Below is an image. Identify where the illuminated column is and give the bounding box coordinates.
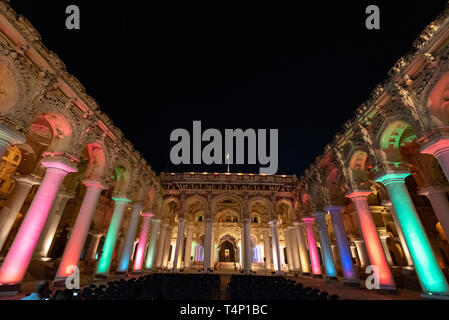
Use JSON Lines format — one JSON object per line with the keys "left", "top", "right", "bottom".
{"left": 379, "top": 234, "right": 394, "bottom": 265}
{"left": 243, "top": 218, "right": 252, "bottom": 273}
{"left": 284, "top": 228, "right": 294, "bottom": 272}
{"left": 262, "top": 228, "right": 272, "bottom": 271}
{"left": 0, "top": 174, "right": 40, "bottom": 252}
{"left": 313, "top": 212, "right": 337, "bottom": 280}
{"left": 326, "top": 206, "right": 359, "bottom": 285}
{"left": 85, "top": 233, "right": 103, "bottom": 261}
{"left": 162, "top": 227, "right": 173, "bottom": 268}
{"left": 293, "top": 222, "right": 310, "bottom": 274}
{"left": 382, "top": 201, "right": 413, "bottom": 267}
{"left": 116, "top": 203, "right": 143, "bottom": 274}
{"left": 54, "top": 179, "right": 105, "bottom": 281}
{"left": 143, "top": 217, "right": 159, "bottom": 271}
{"left": 173, "top": 217, "right": 186, "bottom": 272}
{"left": 203, "top": 218, "right": 212, "bottom": 272}
{"left": 184, "top": 225, "right": 194, "bottom": 269}
{"left": 346, "top": 189, "right": 397, "bottom": 291}
{"left": 419, "top": 186, "right": 449, "bottom": 239}
{"left": 132, "top": 213, "right": 152, "bottom": 273}
{"left": 154, "top": 223, "right": 168, "bottom": 268}
{"left": 95, "top": 197, "right": 131, "bottom": 277}
{"left": 288, "top": 227, "right": 301, "bottom": 272}
{"left": 34, "top": 191, "right": 74, "bottom": 259}
{"left": 269, "top": 220, "right": 282, "bottom": 275}
{"left": 0, "top": 158, "right": 77, "bottom": 291}
{"left": 0, "top": 125, "right": 25, "bottom": 159}
{"left": 302, "top": 217, "right": 321, "bottom": 276}
{"left": 353, "top": 239, "right": 368, "bottom": 267}
{"left": 376, "top": 172, "right": 449, "bottom": 296}
{"left": 210, "top": 226, "right": 216, "bottom": 268}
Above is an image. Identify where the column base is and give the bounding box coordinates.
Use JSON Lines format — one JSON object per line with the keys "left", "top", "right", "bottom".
{"left": 375, "top": 285, "right": 398, "bottom": 294}
{"left": 115, "top": 271, "right": 128, "bottom": 278}
{"left": 326, "top": 276, "right": 338, "bottom": 282}
{"left": 53, "top": 278, "right": 69, "bottom": 288}
{"left": 421, "top": 293, "right": 449, "bottom": 300}
{"left": 312, "top": 274, "right": 323, "bottom": 279}
{"left": 94, "top": 273, "right": 109, "bottom": 280}
{"left": 301, "top": 272, "right": 311, "bottom": 277}
{"left": 130, "top": 271, "right": 143, "bottom": 275}
{"left": 343, "top": 279, "right": 360, "bottom": 287}
{"left": 0, "top": 283, "right": 20, "bottom": 297}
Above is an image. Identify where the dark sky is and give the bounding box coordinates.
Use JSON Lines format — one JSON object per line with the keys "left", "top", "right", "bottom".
{"left": 9, "top": 1, "right": 448, "bottom": 176}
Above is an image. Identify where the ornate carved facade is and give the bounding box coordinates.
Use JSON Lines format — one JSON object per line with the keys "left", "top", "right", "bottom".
{"left": 0, "top": 0, "right": 449, "bottom": 299}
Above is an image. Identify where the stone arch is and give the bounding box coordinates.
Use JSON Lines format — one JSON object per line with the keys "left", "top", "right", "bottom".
{"left": 161, "top": 197, "right": 180, "bottom": 224}
{"left": 276, "top": 199, "right": 295, "bottom": 224}
{"left": 0, "top": 54, "right": 34, "bottom": 128}
{"left": 211, "top": 193, "right": 244, "bottom": 220}
{"left": 183, "top": 194, "right": 208, "bottom": 222}
{"left": 0, "top": 62, "right": 19, "bottom": 114}
{"left": 110, "top": 155, "right": 136, "bottom": 198}
{"left": 347, "top": 149, "right": 373, "bottom": 189}
{"left": 248, "top": 196, "right": 271, "bottom": 223}
{"left": 310, "top": 180, "right": 325, "bottom": 210}
{"left": 425, "top": 70, "right": 449, "bottom": 127}
{"left": 323, "top": 165, "right": 346, "bottom": 204}
{"left": 30, "top": 112, "right": 74, "bottom": 154}
{"left": 378, "top": 119, "right": 418, "bottom": 164}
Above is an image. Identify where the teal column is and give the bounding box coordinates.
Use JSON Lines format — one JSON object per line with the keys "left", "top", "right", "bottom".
{"left": 313, "top": 212, "right": 337, "bottom": 280}
{"left": 376, "top": 172, "right": 449, "bottom": 297}
{"left": 95, "top": 197, "right": 131, "bottom": 277}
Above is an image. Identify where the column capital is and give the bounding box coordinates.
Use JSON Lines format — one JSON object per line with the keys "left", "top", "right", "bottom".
{"left": 420, "top": 136, "right": 449, "bottom": 158}
{"left": 302, "top": 217, "right": 315, "bottom": 223}
{"left": 41, "top": 158, "right": 78, "bottom": 174}
{"left": 130, "top": 202, "right": 145, "bottom": 210}
{"left": 12, "top": 174, "right": 41, "bottom": 186}
{"left": 0, "top": 124, "right": 26, "bottom": 146}
{"left": 418, "top": 185, "right": 449, "bottom": 196}
{"left": 375, "top": 171, "right": 411, "bottom": 186}
{"left": 57, "top": 190, "right": 76, "bottom": 199}
{"left": 293, "top": 221, "right": 304, "bottom": 227}
{"left": 82, "top": 179, "right": 108, "bottom": 190}
{"left": 268, "top": 220, "right": 278, "bottom": 226}
{"left": 324, "top": 206, "right": 344, "bottom": 214}
{"left": 141, "top": 212, "right": 154, "bottom": 217}
{"left": 112, "top": 197, "right": 132, "bottom": 203}
{"left": 345, "top": 189, "right": 372, "bottom": 199}
{"left": 312, "top": 211, "right": 328, "bottom": 218}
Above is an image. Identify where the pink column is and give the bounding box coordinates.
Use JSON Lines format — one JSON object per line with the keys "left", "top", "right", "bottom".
{"left": 302, "top": 217, "right": 322, "bottom": 276}
{"left": 0, "top": 159, "right": 77, "bottom": 292}
{"left": 132, "top": 212, "right": 153, "bottom": 272}
{"left": 0, "top": 174, "right": 41, "bottom": 252}
{"left": 346, "top": 191, "right": 395, "bottom": 290}
{"left": 54, "top": 180, "right": 105, "bottom": 282}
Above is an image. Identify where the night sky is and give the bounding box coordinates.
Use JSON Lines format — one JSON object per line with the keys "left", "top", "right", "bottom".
{"left": 9, "top": 1, "right": 448, "bottom": 176}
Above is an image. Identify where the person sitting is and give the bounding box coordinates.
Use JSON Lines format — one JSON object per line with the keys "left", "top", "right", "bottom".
{"left": 21, "top": 280, "right": 50, "bottom": 300}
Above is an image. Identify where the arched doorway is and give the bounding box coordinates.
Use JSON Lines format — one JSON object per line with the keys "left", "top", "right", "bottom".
{"left": 219, "top": 240, "right": 235, "bottom": 262}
